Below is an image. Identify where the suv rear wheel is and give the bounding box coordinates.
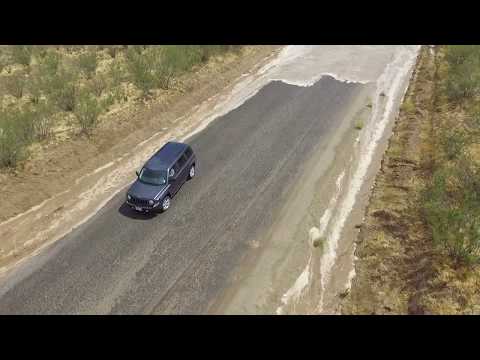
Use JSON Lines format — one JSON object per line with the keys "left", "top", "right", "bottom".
{"left": 188, "top": 164, "right": 195, "bottom": 180}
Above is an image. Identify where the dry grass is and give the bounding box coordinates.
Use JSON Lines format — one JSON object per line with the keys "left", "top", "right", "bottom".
{"left": 343, "top": 45, "right": 480, "bottom": 315}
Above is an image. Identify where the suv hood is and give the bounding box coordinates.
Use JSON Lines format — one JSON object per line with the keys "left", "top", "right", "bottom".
{"left": 128, "top": 180, "right": 168, "bottom": 200}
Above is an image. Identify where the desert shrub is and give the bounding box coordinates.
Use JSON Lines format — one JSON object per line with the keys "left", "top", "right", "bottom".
{"left": 74, "top": 90, "right": 103, "bottom": 135}
{"left": 28, "top": 51, "right": 60, "bottom": 101}
{"left": 0, "top": 54, "right": 8, "bottom": 73}
{"left": 423, "top": 162, "right": 480, "bottom": 265}
{"left": 37, "top": 51, "right": 61, "bottom": 78}
{"left": 25, "top": 74, "right": 43, "bottom": 104}
{"left": 444, "top": 46, "right": 480, "bottom": 102}
{"left": 101, "top": 92, "right": 115, "bottom": 112}
{"left": 63, "top": 45, "right": 85, "bottom": 54}
{"left": 3, "top": 71, "right": 26, "bottom": 98}
{"left": 88, "top": 75, "right": 107, "bottom": 97}
{"left": 0, "top": 106, "right": 35, "bottom": 167}
{"left": 51, "top": 79, "right": 77, "bottom": 112}
{"left": 108, "top": 59, "right": 127, "bottom": 87}
{"left": 31, "top": 45, "right": 48, "bottom": 60}
{"left": 41, "top": 65, "right": 78, "bottom": 112}
{"left": 105, "top": 45, "right": 122, "bottom": 59}
{"left": 112, "top": 85, "right": 126, "bottom": 103}
{"left": 10, "top": 45, "right": 33, "bottom": 67}
{"left": 125, "top": 45, "right": 241, "bottom": 94}
{"left": 401, "top": 98, "right": 415, "bottom": 114}
{"left": 444, "top": 45, "right": 480, "bottom": 68}
{"left": 445, "top": 60, "right": 480, "bottom": 101}
{"left": 30, "top": 51, "right": 78, "bottom": 111}
{"left": 354, "top": 119, "right": 364, "bottom": 130}
{"left": 125, "top": 47, "right": 157, "bottom": 95}
{"left": 440, "top": 128, "right": 468, "bottom": 160}
{"left": 77, "top": 50, "right": 98, "bottom": 78}
{"left": 155, "top": 46, "right": 204, "bottom": 88}
{"left": 423, "top": 99, "right": 480, "bottom": 264}
{"left": 31, "top": 101, "right": 54, "bottom": 140}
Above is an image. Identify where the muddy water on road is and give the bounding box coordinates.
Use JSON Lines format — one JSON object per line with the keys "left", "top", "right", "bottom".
{"left": 212, "top": 45, "right": 420, "bottom": 315}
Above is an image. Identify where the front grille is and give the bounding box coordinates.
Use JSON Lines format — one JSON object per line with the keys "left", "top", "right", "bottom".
{"left": 129, "top": 196, "right": 151, "bottom": 207}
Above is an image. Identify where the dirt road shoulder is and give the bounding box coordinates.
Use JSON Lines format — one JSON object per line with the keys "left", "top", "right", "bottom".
{"left": 341, "top": 46, "right": 480, "bottom": 315}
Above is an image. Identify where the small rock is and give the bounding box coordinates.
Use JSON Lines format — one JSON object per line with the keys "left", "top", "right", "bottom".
{"left": 339, "top": 288, "right": 350, "bottom": 298}
{"left": 312, "top": 237, "right": 324, "bottom": 248}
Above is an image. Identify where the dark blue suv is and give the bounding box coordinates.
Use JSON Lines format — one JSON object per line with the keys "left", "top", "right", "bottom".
{"left": 126, "top": 141, "right": 196, "bottom": 213}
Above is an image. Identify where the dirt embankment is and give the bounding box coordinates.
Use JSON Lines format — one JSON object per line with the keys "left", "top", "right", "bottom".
{"left": 0, "top": 46, "right": 279, "bottom": 223}
{"left": 341, "top": 46, "right": 480, "bottom": 315}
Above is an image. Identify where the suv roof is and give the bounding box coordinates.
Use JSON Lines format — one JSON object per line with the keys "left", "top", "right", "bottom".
{"left": 144, "top": 141, "right": 188, "bottom": 171}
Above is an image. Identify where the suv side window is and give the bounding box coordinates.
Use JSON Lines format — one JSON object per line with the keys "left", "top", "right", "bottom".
{"left": 177, "top": 153, "right": 188, "bottom": 169}
{"left": 171, "top": 161, "right": 181, "bottom": 177}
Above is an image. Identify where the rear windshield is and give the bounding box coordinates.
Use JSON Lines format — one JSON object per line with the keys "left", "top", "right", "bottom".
{"left": 138, "top": 168, "right": 167, "bottom": 186}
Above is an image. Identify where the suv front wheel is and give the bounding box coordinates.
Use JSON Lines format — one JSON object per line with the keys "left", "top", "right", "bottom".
{"left": 161, "top": 195, "right": 171, "bottom": 212}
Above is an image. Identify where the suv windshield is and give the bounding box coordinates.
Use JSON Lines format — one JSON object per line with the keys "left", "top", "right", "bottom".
{"left": 138, "top": 168, "right": 167, "bottom": 186}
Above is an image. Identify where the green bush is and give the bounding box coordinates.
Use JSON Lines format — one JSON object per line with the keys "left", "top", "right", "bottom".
{"left": 445, "top": 46, "right": 480, "bottom": 67}
{"left": 32, "top": 45, "right": 48, "bottom": 60}
{"left": 88, "top": 75, "right": 107, "bottom": 97}
{"left": 77, "top": 51, "right": 98, "bottom": 78}
{"left": 125, "top": 47, "right": 157, "bottom": 95}
{"left": 52, "top": 79, "right": 77, "bottom": 112}
{"left": 444, "top": 46, "right": 480, "bottom": 102}
{"left": 440, "top": 128, "right": 467, "bottom": 160}
{"left": 0, "top": 106, "right": 35, "bottom": 168}
{"left": 105, "top": 45, "right": 122, "bottom": 59}
{"left": 3, "top": 71, "right": 26, "bottom": 98}
{"left": 155, "top": 46, "right": 203, "bottom": 88}
{"left": 354, "top": 119, "right": 364, "bottom": 130}
{"left": 37, "top": 51, "right": 61, "bottom": 78}
{"left": 10, "top": 45, "right": 33, "bottom": 67}
{"left": 423, "top": 163, "right": 480, "bottom": 265}
{"left": 101, "top": 92, "right": 115, "bottom": 112}
{"left": 0, "top": 54, "right": 8, "bottom": 73}
{"left": 125, "top": 45, "right": 242, "bottom": 94}
{"left": 74, "top": 90, "right": 103, "bottom": 135}
{"left": 401, "top": 98, "right": 416, "bottom": 114}
{"left": 41, "top": 66, "right": 78, "bottom": 112}
{"left": 422, "top": 45, "right": 480, "bottom": 264}
{"left": 108, "top": 59, "right": 127, "bottom": 87}
{"left": 31, "top": 101, "right": 54, "bottom": 140}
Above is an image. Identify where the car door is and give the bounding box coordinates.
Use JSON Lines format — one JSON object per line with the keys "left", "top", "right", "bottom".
{"left": 176, "top": 152, "right": 189, "bottom": 185}
{"left": 169, "top": 161, "right": 182, "bottom": 195}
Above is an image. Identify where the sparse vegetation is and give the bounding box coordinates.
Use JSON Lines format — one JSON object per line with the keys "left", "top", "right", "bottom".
{"left": 77, "top": 50, "right": 98, "bottom": 79}
{"left": 443, "top": 45, "right": 480, "bottom": 102}
{"left": 422, "top": 45, "right": 480, "bottom": 265}
{"left": 354, "top": 119, "right": 364, "bottom": 130}
{"left": 401, "top": 98, "right": 415, "bottom": 114}
{"left": 0, "top": 45, "right": 243, "bottom": 169}
{"left": 3, "top": 71, "right": 26, "bottom": 99}
{"left": 0, "top": 106, "right": 34, "bottom": 167}
{"left": 10, "top": 45, "right": 32, "bottom": 67}
{"left": 74, "top": 90, "right": 103, "bottom": 135}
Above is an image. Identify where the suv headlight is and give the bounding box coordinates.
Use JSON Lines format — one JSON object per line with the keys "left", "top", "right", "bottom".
{"left": 148, "top": 200, "right": 154, "bottom": 205}
{"left": 127, "top": 194, "right": 132, "bottom": 200}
